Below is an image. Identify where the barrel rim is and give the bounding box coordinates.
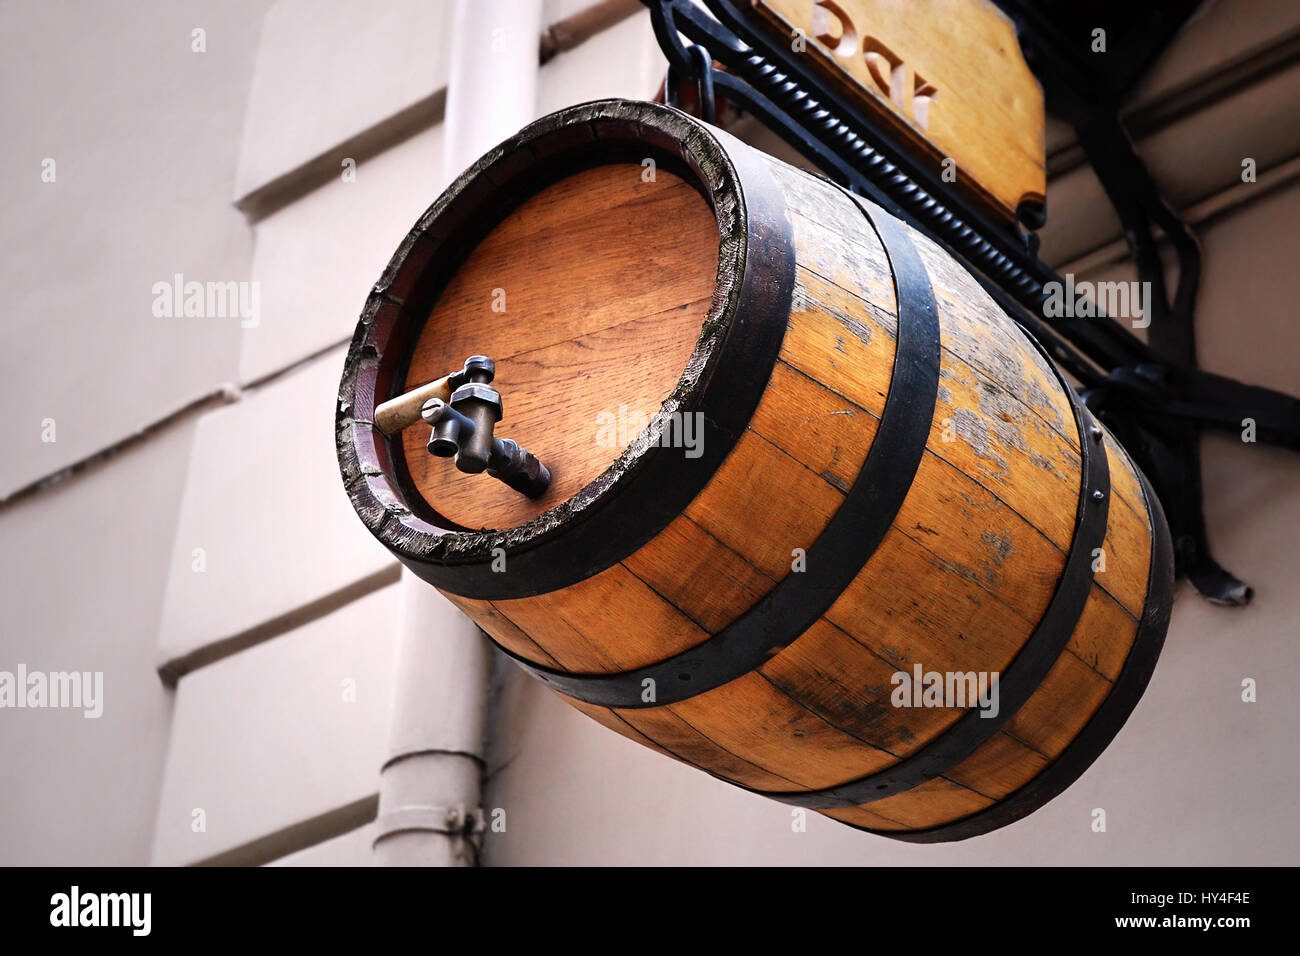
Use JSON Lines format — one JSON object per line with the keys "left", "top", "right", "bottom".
{"left": 336, "top": 98, "right": 795, "bottom": 599}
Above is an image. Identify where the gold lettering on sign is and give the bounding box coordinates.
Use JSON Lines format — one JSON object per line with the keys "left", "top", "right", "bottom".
{"left": 748, "top": 0, "right": 1047, "bottom": 225}
{"left": 913, "top": 73, "right": 938, "bottom": 130}
{"left": 811, "top": 0, "right": 854, "bottom": 53}
{"left": 804, "top": 0, "right": 937, "bottom": 129}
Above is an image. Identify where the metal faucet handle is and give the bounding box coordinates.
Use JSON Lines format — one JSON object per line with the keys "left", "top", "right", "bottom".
{"left": 373, "top": 355, "right": 497, "bottom": 436}
{"left": 417, "top": 359, "right": 551, "bottom": 500}
{"left": 448, "top": 355, "right": 495, "bottom": 389}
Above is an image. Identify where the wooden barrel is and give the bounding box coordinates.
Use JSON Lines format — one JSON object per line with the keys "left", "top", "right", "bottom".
{"left": 337, "top": 99, "right": 1174, "bottom": 841}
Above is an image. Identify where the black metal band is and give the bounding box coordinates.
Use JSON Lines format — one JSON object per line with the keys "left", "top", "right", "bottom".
{"left": 755, "top": 314, "right": 1112, "bottom": 811}
{"left": 496, "top": 193, "right": 941, "bottom": 708}
{"left": 875, "top": 463, "right": 1173, "bottom": 842}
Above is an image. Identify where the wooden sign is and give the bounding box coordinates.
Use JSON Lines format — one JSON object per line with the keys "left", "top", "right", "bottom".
{"left": 746, "top": 0, "right": 1046, "bottom": 224}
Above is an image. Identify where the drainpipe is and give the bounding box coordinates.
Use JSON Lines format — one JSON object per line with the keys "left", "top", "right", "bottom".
{"left": 372, "top": 0, "right": 543, "bottom": 867}
{"left": 539, "top": 0, "right": 642, "bottom": 64}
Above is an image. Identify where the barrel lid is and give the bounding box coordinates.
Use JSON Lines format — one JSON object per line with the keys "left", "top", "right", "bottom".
{"left": 337, "top": 99, "right": 794, "bottom": 598}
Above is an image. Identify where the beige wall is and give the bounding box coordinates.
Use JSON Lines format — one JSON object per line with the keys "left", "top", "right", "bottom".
{"left": 0, "top": 0, "right": 270, "bottom": 866}
{"left": 0, "top": 0, "right": 270, "bottom": 499}
{"left": 1, "top": 0, "right": 1296, "bottom": 865}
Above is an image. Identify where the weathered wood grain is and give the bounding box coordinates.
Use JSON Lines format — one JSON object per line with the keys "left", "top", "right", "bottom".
{"left": 402, "top": 164, "right": 718, "bottom": 530}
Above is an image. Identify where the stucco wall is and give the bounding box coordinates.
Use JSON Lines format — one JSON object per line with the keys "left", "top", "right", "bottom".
{"left": 0, "top": 0, "right": 270, "bottom": 866}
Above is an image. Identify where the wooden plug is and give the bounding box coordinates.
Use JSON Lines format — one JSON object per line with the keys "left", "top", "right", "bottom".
{"left": 373, "top": 355, "right": 495, "bottom": 436}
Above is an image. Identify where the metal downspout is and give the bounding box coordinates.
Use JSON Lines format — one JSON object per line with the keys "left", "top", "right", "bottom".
{"left": 372, "top": 0, "right": 543, "bottom": 867}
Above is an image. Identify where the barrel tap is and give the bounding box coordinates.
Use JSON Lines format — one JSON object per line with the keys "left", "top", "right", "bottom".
{"left": 372, "top": 355, "right": 552, "bottom": 500}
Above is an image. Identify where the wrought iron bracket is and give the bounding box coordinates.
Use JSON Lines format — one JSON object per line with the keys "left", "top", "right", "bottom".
{"left": 1002, "top": 3, "right": 1294, "bottom": 605}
